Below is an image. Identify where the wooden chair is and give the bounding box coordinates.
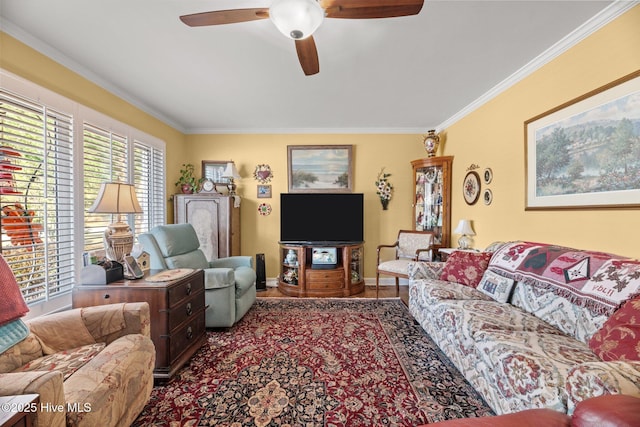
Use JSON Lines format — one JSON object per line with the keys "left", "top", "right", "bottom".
{"left": 376, "top": 230, "right": 435, "bottom": 298}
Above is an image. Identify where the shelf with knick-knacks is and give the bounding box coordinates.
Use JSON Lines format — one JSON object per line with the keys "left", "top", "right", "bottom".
{"left": 411, "top": 156, "right": 453, "bottom": 253}
{"left": 278, "top": 242, "right": 364, "bottom": 297}
{"left": 281, "top": 247, "right": 301, "bottom": 285}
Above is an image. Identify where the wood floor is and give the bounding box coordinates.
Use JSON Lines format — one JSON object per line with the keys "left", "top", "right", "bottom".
{"left": 257, "top": 284, "right": 409, "bottom": 306}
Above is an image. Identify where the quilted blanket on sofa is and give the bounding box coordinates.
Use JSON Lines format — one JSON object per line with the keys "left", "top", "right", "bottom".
{"left": 489, "top": 241, "right": 640, "bottom": 316}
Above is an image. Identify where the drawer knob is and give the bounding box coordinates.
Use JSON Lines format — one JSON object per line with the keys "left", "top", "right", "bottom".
{"left": 186, "top": 326, "right": 193, "bottom": 340}
{"left": 186, "top": 302, "right": 192, "bottom": 316}
{"left": 186, "top": 283, "right": 192, "bottom": 295}
{"left": 103, "top": 294, "right": 110, "bottom": 299}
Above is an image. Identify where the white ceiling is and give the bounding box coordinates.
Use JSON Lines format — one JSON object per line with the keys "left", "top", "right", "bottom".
{"left": 0, "top": 0, "right": 628, "bottom": 134}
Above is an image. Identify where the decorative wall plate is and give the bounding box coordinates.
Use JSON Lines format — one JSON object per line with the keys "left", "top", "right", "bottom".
{"left": 483, "top": 188, "right": 493, "bottom": 205}
{"left": 253, "top": 164, "right": 273, "bottom": 183}
{"left": 463, "top": 171, "right": 481, "bottom": 205}
{"left": 258, "top": 202, "right": 272, "bottom": 216}
{"left": 483, "top": 168, "right": 493, "bottom": 184}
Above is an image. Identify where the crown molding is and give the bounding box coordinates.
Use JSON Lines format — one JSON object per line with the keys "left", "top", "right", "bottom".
{"left": 437, "top": 0, "right": 638, "bottom": 132}
{"left": 185, "top": 127, "right": 427, "bottom": 135}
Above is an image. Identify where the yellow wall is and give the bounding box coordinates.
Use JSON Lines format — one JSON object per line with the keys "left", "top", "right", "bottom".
{"left": 2, "top": 4, "right": 639, "bottom": 279}
{"left": 184, "top": 134, "right": 424, "bottom": 278}
{"left": 442, "top": 5, "right": 640, "bottom": 258}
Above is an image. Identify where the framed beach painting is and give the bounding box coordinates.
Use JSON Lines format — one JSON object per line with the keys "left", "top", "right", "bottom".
{"left": 287, "top": 145, "right": 353, "bottom": 193}
{"left": 525, "top": 70, "right": 640, "bottom": 210}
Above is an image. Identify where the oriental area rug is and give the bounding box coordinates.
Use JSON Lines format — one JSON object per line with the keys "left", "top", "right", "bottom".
{"left": 133, "top": 298, "right": 493, "bottom": 426}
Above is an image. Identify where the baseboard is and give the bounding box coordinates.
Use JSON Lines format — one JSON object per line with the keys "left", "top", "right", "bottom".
{"left": 265, "top": 277, "right": 408, "bottom": 287}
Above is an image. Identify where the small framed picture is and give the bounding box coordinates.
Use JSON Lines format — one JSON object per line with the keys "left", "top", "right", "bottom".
{"left": 257, "top": 184, "right": 272, "bottom": 199}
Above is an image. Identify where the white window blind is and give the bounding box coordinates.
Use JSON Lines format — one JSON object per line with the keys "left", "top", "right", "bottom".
{"left": 0, "top": 90, "right": 75, "bottom": 304}
{"left": 134, "top": 141, "right": 165, "bottom": 234}
{"left": 82, "top": 124, "right": 129, "bottom": 253}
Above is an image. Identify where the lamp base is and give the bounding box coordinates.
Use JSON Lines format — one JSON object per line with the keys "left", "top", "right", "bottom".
{"left": 458, "top": 235, "right": 473, "bottom": 250}
{"left": 227, "top": 180, "right": 237, "bottom": 196}
{"left": 105, "top": 221, "right": 134, "bottom": 262}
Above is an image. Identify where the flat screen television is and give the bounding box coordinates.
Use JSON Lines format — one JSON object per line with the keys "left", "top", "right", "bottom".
{"left": 280, "top": 193, "right": 364, "bottom": 244}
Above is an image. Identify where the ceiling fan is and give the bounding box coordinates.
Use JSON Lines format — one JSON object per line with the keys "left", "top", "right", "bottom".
{"left": 180, "top": 0, "right": 424, "bottom": 76}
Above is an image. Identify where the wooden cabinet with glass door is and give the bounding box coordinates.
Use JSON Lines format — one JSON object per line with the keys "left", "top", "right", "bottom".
{"left": 411, "top": 156, "right": 453, "bottom": 256}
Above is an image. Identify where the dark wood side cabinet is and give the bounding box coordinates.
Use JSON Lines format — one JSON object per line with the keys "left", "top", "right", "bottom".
{"left": 72, "top": 269, "right": 206, "bottom": 382}
{"left": 173, "top": 194, "right": 240, "bottom": 260}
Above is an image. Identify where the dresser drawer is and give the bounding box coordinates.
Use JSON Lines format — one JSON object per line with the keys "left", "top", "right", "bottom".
{"left": 306, "top": 268, "right": 343, "bottom": 282}
{"left": 167, "top": 273, "right": 205, "bottom": 308}
{"left": 169, "top": 310, "right": 206, "bottom": 363}
{"left": 306, "top": 269, "right": 344, "bottom": 289}
{"left": 168, "top": 289, "right": 205, "bottom": 332}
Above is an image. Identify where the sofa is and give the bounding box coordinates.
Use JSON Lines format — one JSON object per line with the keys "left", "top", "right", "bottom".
{"left": 139, "top": 223, "right": 257, "bottom": 328}
{"left": 0, "top": 302, "right": 155, "bottom": 427}
{"left": 408, "top": 241, "right": 640, "bottom": 415}
{"left": 426, "top": 394, "right": 640, "bottom": 426}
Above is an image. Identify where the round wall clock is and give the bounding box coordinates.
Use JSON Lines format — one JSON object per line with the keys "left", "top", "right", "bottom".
{"left": 253, "top": 164, "right": 273, "bottom": 184}
{"left": 463, "top": 171, "right": 481, "bottom": 205}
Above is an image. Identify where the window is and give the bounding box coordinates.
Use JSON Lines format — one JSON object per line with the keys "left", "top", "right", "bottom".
{"left": 0, "top": 90, "right": 75, "bottom": 304}
{"left": 1, "top": 70, "right": 166, "bottom": 315}
{"left": 134, "top": 141, "right": 165, "bottom": 235}
{"left": 83, "top": 124, "right": 129, "bottom": 253}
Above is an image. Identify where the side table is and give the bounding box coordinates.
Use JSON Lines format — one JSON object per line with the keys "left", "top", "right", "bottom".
{"left": 72, "top": 269, "right": 206, "bottom": 382}
{"left": 0, "top": 394, "right": 39, "bottom": 427}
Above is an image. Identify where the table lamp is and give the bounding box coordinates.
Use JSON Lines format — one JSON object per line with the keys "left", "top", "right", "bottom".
{"left": 454, "top": 219, "right": 475, "bottom": 249}
{"left": 222, "top": 162, "right": 241, "bottom": 195}
{"left": 88, "top": 182, "right": 142, "bottom": 262}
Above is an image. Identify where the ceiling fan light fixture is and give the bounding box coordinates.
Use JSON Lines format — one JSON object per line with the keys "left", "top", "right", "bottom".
{"left": 269, "top": 0, "right": 325, "bottom": 40}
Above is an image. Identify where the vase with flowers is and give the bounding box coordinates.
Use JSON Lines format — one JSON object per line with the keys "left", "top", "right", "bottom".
{"left": 375, "top": 168, "right": 393, "bottom": 210}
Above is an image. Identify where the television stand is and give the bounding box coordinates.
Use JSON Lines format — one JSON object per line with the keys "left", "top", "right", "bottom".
{"left": 278, "top": 242, "right": 364, "bottom": 297}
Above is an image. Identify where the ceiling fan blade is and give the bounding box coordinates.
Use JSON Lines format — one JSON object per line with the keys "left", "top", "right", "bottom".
{"left": 295, "top": 37, "right": 320, "bottom": 76}
{"left": 180, "top": 8, "right": 269, "bottom": 27}
{"left": 321, "top": 0, "right": 423, "bottom": 19}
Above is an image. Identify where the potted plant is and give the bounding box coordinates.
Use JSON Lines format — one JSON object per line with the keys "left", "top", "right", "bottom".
{"left": 175, "top": 163, "right": 197, "bottom": 194}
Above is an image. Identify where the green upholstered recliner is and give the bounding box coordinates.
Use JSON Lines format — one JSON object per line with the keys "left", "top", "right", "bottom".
{"left": 138, "top": 223, "right": 256, "bottom": 328}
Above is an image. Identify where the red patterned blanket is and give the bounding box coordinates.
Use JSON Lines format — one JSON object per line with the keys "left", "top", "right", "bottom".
{"left": 489, "top": 241, "right": 640, "bottom": 315}
{"left": 0, "top": 254, "right": 28, "bottom": 325}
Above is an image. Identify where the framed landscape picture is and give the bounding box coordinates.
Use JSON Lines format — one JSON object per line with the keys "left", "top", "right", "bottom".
{"left": 287, "top": 145, "right": 353, "bottom": 193}
{"left": 525, "top": 70, "right": 640, "bottom": 210}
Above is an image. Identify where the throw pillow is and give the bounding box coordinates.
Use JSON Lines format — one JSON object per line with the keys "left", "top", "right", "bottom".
{"left": 439, "top": 251, "right": 492, "bottom": 288}
{"left": 477, "top": 269, "right": 516, "bottom": 303}
{"left": 588, "top": 295, "right": 640, "bottom": 361}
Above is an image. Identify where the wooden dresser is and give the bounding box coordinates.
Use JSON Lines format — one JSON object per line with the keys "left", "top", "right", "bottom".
{"left": 72, "top": 269, "right": 206, "bottom": 382}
